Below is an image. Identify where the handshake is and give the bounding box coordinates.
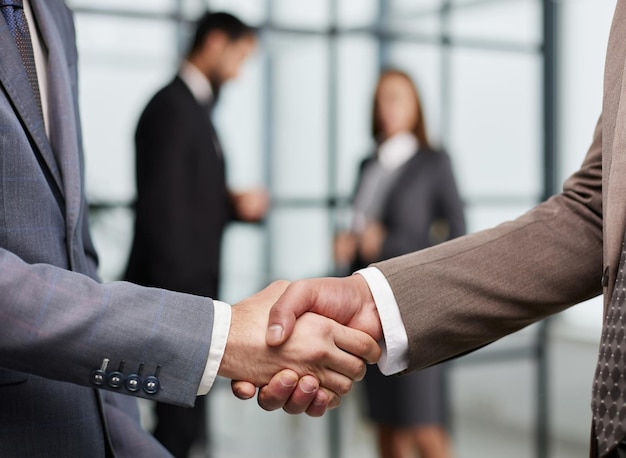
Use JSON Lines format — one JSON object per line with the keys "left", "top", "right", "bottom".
{"left": 217, "top": 274, "right": 384, "bottom": 417}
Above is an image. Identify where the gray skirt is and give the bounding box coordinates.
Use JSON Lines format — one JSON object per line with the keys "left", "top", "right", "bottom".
{"left": 362, "top": 362, "right": 448, "bottom": 427}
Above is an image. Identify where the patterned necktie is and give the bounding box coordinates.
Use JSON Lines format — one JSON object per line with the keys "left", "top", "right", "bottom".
{"left": 592, "top": 241, "right": 626, "bottom": 456}
{"left": 0, "top": 0, "right": 42, "bottom": 116}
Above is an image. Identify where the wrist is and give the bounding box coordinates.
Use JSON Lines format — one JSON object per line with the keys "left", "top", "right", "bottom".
{"left": 350, "top": 273, "right": 384, "bottom": 341}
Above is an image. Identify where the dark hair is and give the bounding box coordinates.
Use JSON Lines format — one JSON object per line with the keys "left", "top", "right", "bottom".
{"left": 188, "top": 12, "right": 256, "bottom": 55}
{"left": 371, "top": 69, "right": 431, "bottom": 150}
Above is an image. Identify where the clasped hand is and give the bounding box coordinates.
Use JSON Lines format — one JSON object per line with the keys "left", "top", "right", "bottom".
{"left": 219, "top": 276, "right": 383, "bottom": 417}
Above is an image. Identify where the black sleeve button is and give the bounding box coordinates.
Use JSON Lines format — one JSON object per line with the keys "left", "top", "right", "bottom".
{"left": 143, "top": 376, "right": 160, "bottom": 395}
{"left": 107, "top": 372, "right": 124, "bottom": 389}
{"left": 125, "top": 374, "right": 141, "bottom": 392}
{"left": 91, "top": 358, "right": 110, "bottom": 386}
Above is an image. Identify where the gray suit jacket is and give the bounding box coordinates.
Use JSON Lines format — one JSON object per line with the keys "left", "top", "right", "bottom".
{"left": 0, "top": 2, "right": 214, "bottom": 456}
{"left": 377, "top": 149, "right": 465, "bottom": 259}
{"left": 373, "top": 1, "right": 626, "bottom": 456}
{"left": 351, "top": 149, "right": 465, "bottom": 268}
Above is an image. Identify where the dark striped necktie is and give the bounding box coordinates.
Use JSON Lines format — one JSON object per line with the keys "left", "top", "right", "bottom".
{"left": 0, "top": 0, "right": 42, "bottom": 116}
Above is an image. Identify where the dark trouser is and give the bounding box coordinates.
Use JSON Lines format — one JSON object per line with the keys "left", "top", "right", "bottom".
{"left": 153, "top": 397, "right": 208, "bottom": 458}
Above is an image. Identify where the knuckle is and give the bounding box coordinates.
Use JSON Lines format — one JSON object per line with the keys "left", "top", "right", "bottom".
{"left": 283, "top": 403, "right": 305, "bottom": 415}
{"left": 336, "top": 378, "right": 353, "bottom": 396}
{"left": 257, "top": 392, "right": 281, "bottom": 412}
{"left": 306, "top": 405, "right": 325, "bottom": 418}
{"left": 328, "top": 395, "right": 342, "bottom": 409}
{"left": 270, "top": 279, "right": 290, "bottom": 290}
{"left": 308, "top": 348, "right": 329, "bottom": 363}
{"left": 353, "top": 360, "right": 367, "bottom": 381}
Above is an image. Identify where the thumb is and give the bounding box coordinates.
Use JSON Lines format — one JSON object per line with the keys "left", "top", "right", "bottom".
{"left": 266, "top": 282, "right": 315, "bottom": 346}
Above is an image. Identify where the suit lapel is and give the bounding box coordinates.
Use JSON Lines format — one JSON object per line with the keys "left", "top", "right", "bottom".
{"left": 31, "top": 0, "right": 82, "bottom": 235}
{"left": 0, "top": 13, "right": 64, "bottom": 195}
{"left": 603, "top": 1, "right": 626, "bottom": 293}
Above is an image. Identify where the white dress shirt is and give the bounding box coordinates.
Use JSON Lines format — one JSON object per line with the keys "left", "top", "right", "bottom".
{"left": 356, "top": 268, "right": 409, "bottom": 374}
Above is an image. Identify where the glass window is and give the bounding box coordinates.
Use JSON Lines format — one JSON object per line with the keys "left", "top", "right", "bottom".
{"left": 335, "top": 36, "right": 379, "bottom": 198}
{"left": 449, "top": 0, "right": 541, "bottom": 46}
{"left": 269, "top": 34, "right": 330, "bottom": 200}
{"left": 89, "top": 207, "right": 134, "bottom": 282}
{"left": 465, "top": 202, "right": 536, "bottom": 234}
{"left": 449, "top": 49, "right": 541, "bottom": 200}
{"left": 270, "top": 207, "right": 333, "bottom": 280}
{"left": 337, "top": 0, "right": 379, "bottom": 28}
{"left": 214, "top": 51, "right": 266, "bottom": 189}
{"left": 389, "top": 0, "right": 443, "bottom": 14}
{"left": 271, "top": 0, "right": 331, "bottom": 30}
{"left": 76, "top": 15, "right": 178, "bottom": 203}
{"left": 386, "top": 14, "right": 442, "bottom": 37}
{"left": 187, "top": 0, "right": 268, "bottom": 24}
{"left": 558, "top": 0, "right": 616, "bottom": 182}
{"left": 219, "top": 224, "right": 267, "bottom": 303}
{"left": 68, "top": 0, "right": 174, "bottom": 13}
{"left": 75, "top": 14, "right": 178, "bottom": 280}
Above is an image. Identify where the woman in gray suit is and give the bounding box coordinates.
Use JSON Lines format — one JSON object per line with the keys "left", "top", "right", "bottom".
{"left": 335, "top": 69, "right": 465, "bottom": 458}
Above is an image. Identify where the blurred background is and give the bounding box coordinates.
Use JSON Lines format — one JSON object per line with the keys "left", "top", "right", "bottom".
{"left": 66, "top": 0, "right": 615, "bottom": 457}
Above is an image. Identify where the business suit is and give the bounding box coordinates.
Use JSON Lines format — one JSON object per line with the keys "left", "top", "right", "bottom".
{"left": 356, "top": 148, "right": 465, "bottom": 263}
{"left": 372, "top": 2, "right": 625, "bottom": 456}
{"left": 354, "top": 148, "right": 465, "bottom": 426}
{"left": 125, "top": 76, "right": 233, "bottom": 298}
{"left": 125, "top": 75, "right": 233, "bottom": 456}
{"left": 0, "top": 1, "right": 214, "bottom": 456}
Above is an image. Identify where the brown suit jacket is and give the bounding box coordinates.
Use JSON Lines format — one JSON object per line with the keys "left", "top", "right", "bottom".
{"left": 374, "top": 2, "right": 626, "bottom": 456}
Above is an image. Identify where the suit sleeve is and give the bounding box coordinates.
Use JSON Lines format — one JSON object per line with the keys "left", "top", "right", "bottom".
{"left": 373, "top": 116, "right": 604, "bottom": 372}
{"left": 0, "top": 246, "right": 214, "bottom": 407}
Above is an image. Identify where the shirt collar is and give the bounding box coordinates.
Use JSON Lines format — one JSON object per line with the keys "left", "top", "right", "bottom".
{"left": 179, "top": 61, "right": 213, "bottom": 105}
{"left": 377, "top": 132, "right": 419, "bottom": 170}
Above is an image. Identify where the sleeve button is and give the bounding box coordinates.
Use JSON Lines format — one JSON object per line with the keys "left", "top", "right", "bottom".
{"left": 125, "top": 375, "right": 141, "bottom": 392}
{"left": 108, "top": 372, "right": 124, "bottom": 388}
{"left": 143, "top": 376, "right": 160, "bottom": 395}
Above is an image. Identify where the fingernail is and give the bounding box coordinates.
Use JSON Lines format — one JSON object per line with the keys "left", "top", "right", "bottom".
{"left": 267, "top": 324, "right": 284, "bottom": 343}
{"left": 279, "top": 374, "right": 296, "bottom": 388}
{"left": 300, "top": 379, "right": 317, "bottom": 394}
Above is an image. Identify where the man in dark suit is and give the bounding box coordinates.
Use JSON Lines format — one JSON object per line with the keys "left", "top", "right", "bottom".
{"left": 0, "top": 2, "right": 381, "bottom": 456}
{"left": 124, "top": 12, "right": 268, "bottom": 458}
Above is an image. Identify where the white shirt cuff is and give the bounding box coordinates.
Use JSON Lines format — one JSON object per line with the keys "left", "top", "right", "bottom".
{"left": 197, "top": 300, "right": 231, "bottom": 395}
{"left": 356, "top": 267, "right": 409, "bottom": 375}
